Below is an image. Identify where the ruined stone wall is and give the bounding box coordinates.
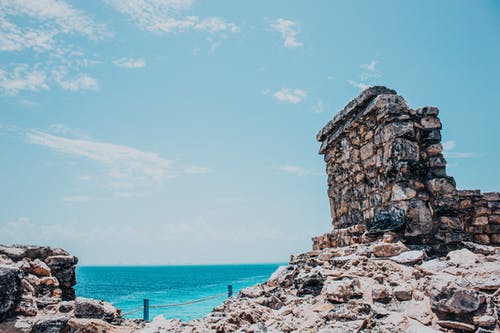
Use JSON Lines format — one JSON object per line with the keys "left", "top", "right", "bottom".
{"left": 458, "top": 191, "right": 500, "bottom": 245}
{"left": 312, "top": 87, "right": 499, "bottom": 250}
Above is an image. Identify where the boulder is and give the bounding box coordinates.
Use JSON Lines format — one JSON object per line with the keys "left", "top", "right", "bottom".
{"left": 32, "top": 315, "right": 70, "bottom": 333}
{"left": 390, "top": 250, "right": 425, "bottom": 265}
{"left": 323, "top": 278, "right": 362, "bottom": 303}
{"left": 393, "top": 285, "right": 412, "bottom": 301}
{"left": 373, "top": 242, "right": 408, "bottom": 257}
{"left": 74, "top": 297, "right": 105, "bottom": 319}
{"left": 430, "top": 284, "right": 484, "bottom": 315}
{"left": 0, "top": 266, "right": 22, "bottom": 321}
{"left": 372, "top": 284, "right": 392, "bottom": 303}
{"left": 30, "top": 259, "right": 52, "bottom": 277}
{"left": 74, "top": 297, "right": 121, "bottom": 323}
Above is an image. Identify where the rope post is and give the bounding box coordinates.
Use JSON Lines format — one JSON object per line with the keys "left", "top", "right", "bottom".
{"left": 227, "top": 284, "right": 233, "bottom": 298}
{"left": 143, "top": 299, "right": 150, "bottom": 321}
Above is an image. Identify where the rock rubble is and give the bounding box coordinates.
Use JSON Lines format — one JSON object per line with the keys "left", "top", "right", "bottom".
{"left": 140, "top": 241, "right": 499, "bottom": 332}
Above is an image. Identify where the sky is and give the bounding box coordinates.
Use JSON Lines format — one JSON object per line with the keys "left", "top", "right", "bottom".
{"left": 0, "top": 0, "right": 499, "bottom": 265}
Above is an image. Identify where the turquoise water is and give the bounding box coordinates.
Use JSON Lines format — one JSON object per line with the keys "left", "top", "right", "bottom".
{"left": 75, "top": 264, "right": 282, "bottom": 321}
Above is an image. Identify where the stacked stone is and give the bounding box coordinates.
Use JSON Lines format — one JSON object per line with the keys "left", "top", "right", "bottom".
{"left": 0, "top": 245, "right": 77, "bottom": 318}
{"left": 459, "top": 191, "right": 500, "bottom": 245}
{"left": 313, "top": 86, "right": 499, "bottom": 250}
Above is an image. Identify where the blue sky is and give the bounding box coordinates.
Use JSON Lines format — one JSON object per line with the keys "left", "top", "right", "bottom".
{"left": 0, "top": 0, "right": 498, "bottom": 265}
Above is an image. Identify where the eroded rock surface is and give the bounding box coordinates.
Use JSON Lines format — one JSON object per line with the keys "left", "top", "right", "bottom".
{"left": 140, "top": 242, "right": 500, "bottom": 332}
{"left": 0, "top": 245, "right": 142, "bottom": 333}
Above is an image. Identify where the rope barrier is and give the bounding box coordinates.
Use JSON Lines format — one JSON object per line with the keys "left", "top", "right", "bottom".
{"left": 121, "top": 285, "right": 232, "bottom": 320}
{"left": 150, "top": 292, "right": 226, "bottom": 309}
{"left": 122, "top": 307, "right": 143, "bottom": 316}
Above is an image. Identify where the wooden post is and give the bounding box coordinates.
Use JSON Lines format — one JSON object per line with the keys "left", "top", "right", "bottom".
{"left": 143, "top": 299, "right": 150, "bottom": 321}
{"left": 228, "top": 284, "right": 233, "bottom": 297}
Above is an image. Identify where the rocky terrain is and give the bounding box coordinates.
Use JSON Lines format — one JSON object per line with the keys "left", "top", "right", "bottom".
{"left": 1, "top": 86, "right": 499, "bottom": 332}
{"left": 0, "top": 245, "right": 142, "bottom": 333}
{"left": 139, "top": 239, "right": 500, "bottom": 332}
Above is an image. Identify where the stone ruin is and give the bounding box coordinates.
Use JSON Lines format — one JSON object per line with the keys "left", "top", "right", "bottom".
{"left": 313, "top": 86, "right": 500, "bottom": 251}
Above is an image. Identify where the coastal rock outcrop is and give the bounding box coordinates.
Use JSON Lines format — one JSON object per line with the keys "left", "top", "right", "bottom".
{"left": 140, "top": 242, "right": 500, "bottom": 332}
{"left": 0, "top": 245, "right": 141, "bottom": 333}
{"left": 140, "top": 87, "right": 500, "bottom": 332}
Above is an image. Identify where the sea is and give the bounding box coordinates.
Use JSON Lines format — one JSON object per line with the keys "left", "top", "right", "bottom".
{"left": 75, "top": 264, "right": 283, "bottom": 321}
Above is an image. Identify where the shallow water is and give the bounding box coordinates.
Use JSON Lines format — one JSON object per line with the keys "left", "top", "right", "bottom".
{"left": 75, "top": 264, "right": 283, "bottom": 321}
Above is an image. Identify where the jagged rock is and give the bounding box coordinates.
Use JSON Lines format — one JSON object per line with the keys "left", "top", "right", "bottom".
{"left": 32, "top": 315, "right": 70, "bottom": 333}
{"left": 473, "top": 315, "right": 497, "bottom": 329}
{"left": 0, "top": 265, "right": 22, "bottom": 321}
{"left": 390, "top": 250, "right": 425, "bottom": 265}
{"left": 74, "top": 297, "right": 105, "bottom": 319}
{"left": 373, "top": 242, "right": 408, "bottom": 257}
{"left": 30, "top": 259, "right": 52, "bottom": 277}
{"left": 44, "top": 255, "right": 78, "bottom": 301}
{"left": 74, "top": 297, "right": 121, "bottom": 323}
{"left": 58, "top": 301, "right": 74, "bottom": 313}
{"left": 437, "top": 320, "right": 476, "bottom": 331}
{"left": 430, "top": 284, "right": 484, "bottom": 315}
{"left": 393, "top": 285, "right": 412, "bottom": 301}
{"left": 295, "top": 272, "right": 325, "bottom": 297}
{"left": 15, "top": 296, "right": 38, "bottom": 316}
{"left": 372, "top": 284, "right": 392, "bottom": 303}
{"left": 323, "top": 278, "right": 362, "bottom": 303}
{"left": 447, "top": 248, "right": 478, "bottom": 266}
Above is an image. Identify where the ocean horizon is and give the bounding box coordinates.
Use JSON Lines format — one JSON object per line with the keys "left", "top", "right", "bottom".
{"left": 75, "top": 263, "right": 284, "bottom": 321}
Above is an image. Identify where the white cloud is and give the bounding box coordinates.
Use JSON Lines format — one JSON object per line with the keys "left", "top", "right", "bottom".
{"left": 275, "top": 165, "right": 321, "bottom": 176}
{"left": 184, "top": 166, "right": 212, "bottom": 174}
{"left": 0, "top": 0, "right": 108, "bottom": 40}
{"left": 271, "top": 88, "right": 307, "bottom": 104}
{"left": 348, "top": 59, "right": 381, "bottom": 90}
{"left": 113, "top": 57, "right": 146, "bottom": 69}
{"left": 26, "top": 130, "right": 175, "bottom": 183}
{"left": 0, "top": 15, "right": 55, "bottom": 52}
{"left": 61, "top": 195, "right": 91, "bottom": 203}
{"left": 0, "top": 65, "right": 49, "bottom": 94}
{"left": 0, "top": 1, "right": 108, "bottom": 96}
{"left": 54, "top": 72, "right": 99, "bottom": 91}
{"left": 271, "top": 18, "right": 303, "bottom": 48}
{"left": 106, "top": 0, "right": 239, "bottom": 34}
{"left": 347, "top": 80, "right": 370, "bottom": 91}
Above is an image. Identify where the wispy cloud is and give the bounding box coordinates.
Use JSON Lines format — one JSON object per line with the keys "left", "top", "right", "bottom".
{"left": 266, "top": 88, "right": 307, "bottom": 104}
{"left": 106, "top": 0, "right": 239, "bottom": 34}
{"left": 271, "top": 18, "right": 303, "bottom": 48}
{"left": 113, "top": 57, "right": 146, "bottom": 69}
{"left": 0, "top": 65, "right": 49, "bottom": 95}
{"left": 26, "top": 130, "right": 175, "bottom": 183}
{"left": 1, "top": 0, "right": 109, "bottom": 42}
{"left": 347, "top": 59, "right": 382, "bottom": 91}
{"left": 442, "top": 140, "right": 478, "bottom": 159}
{"left": 53, "top": 72, "right": 99, "bottom": 91}
{"left": 275, "top": 165, "right": 321, "bottom": 176}
{"left": 0, "top": 0, "right": 108, "bottom": 95}
{"left": 347, "top": 80, "right": 369, "bottom": 90}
